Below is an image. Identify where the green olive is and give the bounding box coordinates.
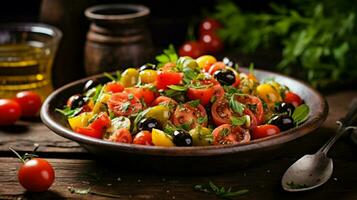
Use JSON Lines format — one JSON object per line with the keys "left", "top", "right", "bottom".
{"left": 189, "top": 126, "right": 213, "bottom": 146}
{"left": 177, "top": 56, "right": 199, "bottom": 69}
{"left": 120, "top": 68, "right": 139, "bottom": 87}
{"left": 145, "top": 105, "right": 171, "bottom": 126}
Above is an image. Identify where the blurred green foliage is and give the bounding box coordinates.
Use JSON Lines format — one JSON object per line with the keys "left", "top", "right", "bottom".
{"left": 212, "top": 0, "right": 357, "bottom": 88}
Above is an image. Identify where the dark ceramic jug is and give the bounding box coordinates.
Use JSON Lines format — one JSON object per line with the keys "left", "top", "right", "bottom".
{"left": 84, "top": 4, "right": 153, "bottom": 75}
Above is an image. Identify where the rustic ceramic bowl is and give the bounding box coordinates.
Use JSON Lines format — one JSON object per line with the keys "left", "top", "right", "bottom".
{"left": 41, "top": 68, "right": 328, "bottom": 173}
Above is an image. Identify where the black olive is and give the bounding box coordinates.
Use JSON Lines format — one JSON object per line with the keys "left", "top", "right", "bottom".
{"left": 270, "top": 114, "right": 295, "bottom": 131}
{"left": 173, "top": 130, "right": 193, "bottom": 147}
{"left": 138, "top": 118, "right": 162, "bottom": 132}
{"left": 276, "top": 102, "right": 295, "bottom": 115}
{"left": 83, "top": 79, "right": 99, "bottom": 92}
{"left": 139, "top": 64, "right": 156, "bottom": 72}
{"left": 69, "top": 94, "right": 87, "bottom": 109}
{"left": 222, "top": 57, "right": 235, "bottom": 67}
{"left": 214, "top": 69, "right": 236, "bottom": 86}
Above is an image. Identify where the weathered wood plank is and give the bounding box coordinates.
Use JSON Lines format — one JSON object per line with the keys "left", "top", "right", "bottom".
{"left": 0, "top": 154, "right": 357, "bottom": 200}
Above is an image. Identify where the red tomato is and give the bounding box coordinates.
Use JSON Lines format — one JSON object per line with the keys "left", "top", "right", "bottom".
{"left": 208, "top": 62, "right": 226, "bottom": 75}
{"left": 89, "top": 112, "right": 111, "bottom": 132}
{"left": 235, "top": 95, "right": 264, "bottom": 125}
{"left": 0, "top": 99, "right": 21, "bottom": 125}
{"left": 151, "top": 96, "right": 178, "bottom": 108}
{"left": 243, "top": 108, "right": 258, "bottom": 130}
{"left": 199, "top": 18, "right": 222, "bottom": 35}
{"left": 75, "top": 127, "right": 103, "bottom": 139}
{"left": 133, "top": 131, "right": 153, "bottom": 145}
{"left": 171, "top": 102, "right": 208, "bottom": 129}
{"left": 105, "top": 82, "right": 124, "bottom": 93}
{"left": 232, "top": 74, "right": 241, "bottom": 87}
{"left": 187, "top": 79, "right": 215, "bottom": 106}
{"left": 178, "top": 41, "right": 204, "bottom": 58}
{"left": 108, "top": 92, "right": 143, "bottom": 117}
{"left": 155, "top": 71, "right": 183, "bottom": 90}
{"left": 108, "top": 128, "right": 133, "bottom": 143}
{"left": 18, "top": 158, "right": 55, "bottom": 192}
{"left": 199, "top": 33, "right": 223, "bottom": 54}
{"left": 161, "top": 62, "right": 176, "bottom": 71}
{"left": 15, "top": 91, "right": 41, "bottom": 116}
{"left": 212, "top": 124, "right": 250, "bottom": 145}
{"left": 211, "top": 98, "right": 232, "bottom": 126}
{"left": 284, "top": 92, "right": 302, "bottom": 107}
{"left": 252, "top": 124, "right": 280, "bottom": 139}
{"left": 125, "top": 87, "right": 155, "bottom": 106}
{"left": 212, "top": 84, "right": 225, "bottom": 98}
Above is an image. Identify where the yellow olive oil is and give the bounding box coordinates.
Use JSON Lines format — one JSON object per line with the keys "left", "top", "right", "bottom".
{"left": 0, "top": 42, "right": 54, "bottom": 99}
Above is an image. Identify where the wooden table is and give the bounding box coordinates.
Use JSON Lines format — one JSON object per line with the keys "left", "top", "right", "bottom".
{"left": 0, "top": 90, "right": 356, "bottom": 200}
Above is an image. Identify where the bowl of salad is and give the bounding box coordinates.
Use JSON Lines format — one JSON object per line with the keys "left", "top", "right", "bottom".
{"left": 41, "top": 53, "right": 328, "bottom": 172}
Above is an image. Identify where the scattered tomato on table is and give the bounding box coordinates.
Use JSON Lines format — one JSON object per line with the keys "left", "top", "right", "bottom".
{"left": 9, "top": 145, "right": 55, "bottom": 192}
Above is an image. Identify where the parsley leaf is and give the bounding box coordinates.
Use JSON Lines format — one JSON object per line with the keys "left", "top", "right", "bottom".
{"left": 56, "top": 106, "right": 82, "bottom": 118}
{"left": 229, "top": 95, "right": 245, "bottom": 115}
{"left": 168, "top": 85, "right": 188, "bottom": 91}
{"left": 188, "top": 99, "right": 201, "bottom": 108}
{"left": 231, "top": 116, "right": 247, "bottom": 126}
{"left": 155, "top": 44, "right": 178, "bottom": 67}
{"left": 219, "top": 128, "right": 230, "bottom": 137}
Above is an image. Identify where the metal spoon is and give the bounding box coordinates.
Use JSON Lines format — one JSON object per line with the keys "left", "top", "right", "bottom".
{"left": 282, "top": 99, "right": 357, "bottom": 192}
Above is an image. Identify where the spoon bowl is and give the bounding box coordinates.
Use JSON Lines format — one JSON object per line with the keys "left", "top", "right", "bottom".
{"left": 282, "top": 153, "right": 333, "bottom": 192}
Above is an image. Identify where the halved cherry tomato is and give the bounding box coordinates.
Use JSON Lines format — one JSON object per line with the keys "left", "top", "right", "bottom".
{"left": 133, "top": 131, "right": 153, "bottom": 145}
{"left": 212, "top": 124, "right": 250, "bottom": 145}
{"left": 199, "top": 33, "right": 223, "bottom": 54}
{"left": 243, "top": 108, "right": 258, "bottom": 130}
{"left": 151, "top": 96, "right": 178, "bottom": 108}
{"left": 125, "top": 87, "right": 155, "bottom": 106}
{"left": 211, "top": 98, "right": 232, "bottom": 126}
{"left": 0, "top": 99, "right": 21, "bottom": 125}
{"left": 89, "top": 112, "right": 111, "bottom": 132}
{"left": 199, "top": 18, "right": 222, "bottom": 35}
{"left": 105, "top": 82, "right": 124, "bottom": 93}
{"left": 15, "top": 91, "right": 42, "bottom": 117}
{"left": 18, "top": 158, "right": 55, "bottom": 192}
{"left": 107, "top": 92, "right": 143, "bottom": 117}
{"left": 208, "top": 62, "right": 226, "bottom": 75}
{"left": 171, "top": 102, "right": 207, "bottom": 129}
{"left": 284, "top": 92, "right": 302, "bottom": 107}
{"left": 187, "top": 79, "right": 215, "bottom": 106}
{"left": 161, "top": 62, "right": 176, "bottom": 71}
{"left": 252, "top": 124, "right": 280, "bottom": 139}
{"left": 235, "top": 95, "right": 264, "bottom": 125}
{"left": 155, "top": 71, "right": 183, "bottom": 90}
{"left": 108, "top": 128, "right": 132, "bottom": 143}
{"left": 75, "top": 127, "right": 103, "bottom": 139}
{"left": 178, "top": 41, "right": 204, "bottom": 59}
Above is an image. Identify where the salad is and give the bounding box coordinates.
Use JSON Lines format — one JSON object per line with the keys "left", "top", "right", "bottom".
{"left": 57, "top": 47, "right": 309, "bottom": 147}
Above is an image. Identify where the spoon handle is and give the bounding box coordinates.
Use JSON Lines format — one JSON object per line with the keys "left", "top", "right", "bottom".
{"left": 317, "top": 122, "right": 355, "bottom": 155}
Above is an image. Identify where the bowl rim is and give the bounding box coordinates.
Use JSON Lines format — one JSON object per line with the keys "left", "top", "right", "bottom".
{"left": 41, "top": 68, "right": 328, "bottom": 157}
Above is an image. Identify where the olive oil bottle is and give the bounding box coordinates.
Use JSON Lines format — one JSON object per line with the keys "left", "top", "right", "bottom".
{"left": 0, "top": 42, "right": 54, "bottom": 99}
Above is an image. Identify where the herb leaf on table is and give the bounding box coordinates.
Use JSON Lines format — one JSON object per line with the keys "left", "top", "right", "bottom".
{"left": 194, "top": 181, "right": 249, "bottom": 199}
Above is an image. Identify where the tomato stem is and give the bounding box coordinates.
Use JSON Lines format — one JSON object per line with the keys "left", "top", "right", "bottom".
{"left": 8, "top": 147, "right": 25, "bottom": 163}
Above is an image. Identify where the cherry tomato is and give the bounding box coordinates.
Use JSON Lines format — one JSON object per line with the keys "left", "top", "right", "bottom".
{"left": 0, "top": 99, "right": 21, "bottom": 125}
{"left": 178, "top": 41, "right": 204, "bottom": 59}
{"left": 15, "top": 91, "right": 41, "bottom": 116}
{"left": 125, "top": 87, "right": 155, "bottom": 106}
{"left": 155, "top": 71, "right": 183, "bottom": 90}
{"left": 18, "top": 158, "right": 55, "bottom": 192}
{"left": 208, "top": 62, "right": 226, "bottom": 75}
{"left": 235, "top": 95, "right": 264, "bottom": 125}
{"left": 199, "top": 18, "right": 222, "bottom": 35}
{"left": 199, "top": 33, "right": 223, "bottom": 54}
{"left": 108, "top": 128, "right": 133, "bottom": 143}
{"left": 284, "top": 92, "right": 303, "bottom": 107}
{"left": 171, "top": 102, "right": 208, "bottom": 129}
{"left": 133, "top": 131, "right": 153, "bottom": 145}
{"left": 196, "top": 55, "right": 217, "bottom": 70}
{"left": 212, "top": 124, "right": 250, "bottom": 145}
{"left": 107, "top": 92, "right": 143, "bottom": 117}
{"left": 89, "top": 112, "right": 111, "bottom": 132}
{"left": 211, "top": 98, "right": 232, "bottom": 126}
{"left": 187, "top": 79, "right": 215, "bottom": 106}
{"left": 105, "top": 82, "right": 124, "bottom": 93}
{"left": 161, "top": 62, "right": 176, "bottom": 71}
{"left": 151, "top": 96, "right": 178, "bottom": 108}
{"left": 75, "top": 127, "right": 103, "bottom": 139}
{"left": 212, "top": 84, "right": 225, "bottom": 98}
{"left": 252, "top": 124, "right": 280, "bottom": 139}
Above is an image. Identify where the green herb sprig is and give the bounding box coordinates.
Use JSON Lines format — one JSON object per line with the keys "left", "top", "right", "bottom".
{"left": 194, "top": 181, "right": 249, "bottom": 199}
